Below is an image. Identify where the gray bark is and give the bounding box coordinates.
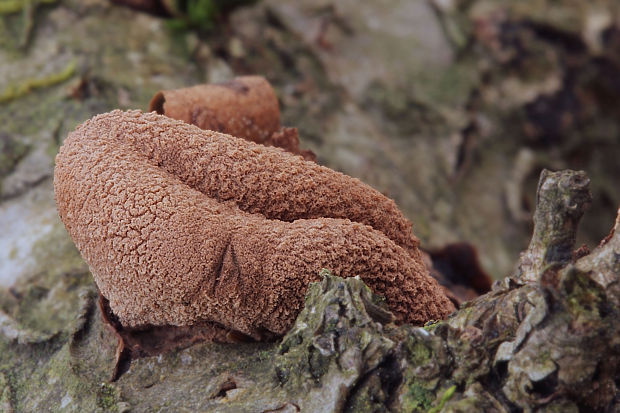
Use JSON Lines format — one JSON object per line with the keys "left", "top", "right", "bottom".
{"left": 1, "top": 169, "right": 618, "bottom": 412}
{"left": 1, "top": 0, "right": 619, "bottom": 411}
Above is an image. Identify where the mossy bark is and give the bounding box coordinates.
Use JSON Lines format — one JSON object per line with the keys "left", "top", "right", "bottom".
{"left": 1, "top": 0, "right": 619, "bottom": 411}
{"left": 1, "top": 169, "right": 618, "bottom": 412}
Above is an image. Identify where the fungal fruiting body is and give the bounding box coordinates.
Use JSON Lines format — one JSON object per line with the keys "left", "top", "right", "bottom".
{"left": 149, "top": 76, "right": 280, "bottom": 144}
{"left": 149, "top": 76, "right": 315, "bottom": 160}
{"left": 54, "top": 110, "right": 454, "bottom": 339}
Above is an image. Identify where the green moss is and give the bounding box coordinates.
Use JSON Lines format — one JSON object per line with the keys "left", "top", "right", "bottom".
{"left": 97, "top": 383, "right": 120, "bottom": 411}
{"left": 0, "top": 59, "right": 76, "bottom": 104}
{"left": 257, "top": 350, "right": 271, "bottom": 362}
{"left": 166, "top": 0, "right": 257, "bottom": 31}
{"left": 403, "top": 383, "right": 434, "bottom": 412}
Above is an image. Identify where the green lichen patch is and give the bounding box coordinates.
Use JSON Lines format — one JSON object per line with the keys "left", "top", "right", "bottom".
{"left": 398, "top": 329, "right": 447, "bottom": 413}
{"left": 560, "top": 267, "right": 608, "bottom": 326}
{"left": 96, "top": 382, "right": 122, "bottom": 412}
{"left": 27, "top": 221, "right": 88, "bottom": 284}
{"left": 0, "top": 0, "right": 56, "bottom": 15}
{"left": 117, "top": 340, "right": 278, "bottom": 412}
{"left": 7, "top": 340, "right": 117, "bottom": 412}
{"left": 403, "top": 383, "right": 434, "bottom": 412}
{"left": 0, "top": 276, "right": 121, "bottom": 413}
{"left": 116, "top": 274, "right": 400, "bottom": 412}
{"left": 2, "top": 223, "right": 92, "bottom": 337}
{"left": 428, "top": 385, "right": 457, "bottom": 413}
{"left": 0, "top": 60, "right": 76, "bottom": 104}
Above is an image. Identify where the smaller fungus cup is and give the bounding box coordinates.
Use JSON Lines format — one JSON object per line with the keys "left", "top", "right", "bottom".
{"left": 149, "top": 76, "right": 280, "bottom": 144}
{"left": 54, "top": 110, "right": 454, "bottom": 340}
{"left": 149, "top": 76, "right": 315, "bottom": 160}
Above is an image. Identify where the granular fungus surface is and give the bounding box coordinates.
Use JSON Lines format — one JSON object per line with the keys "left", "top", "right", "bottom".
{"left": 54, "top": 110, "right": 454, "bottom": 339}
{"left": 149, "top": 76, "right": 316, "bottom": 160}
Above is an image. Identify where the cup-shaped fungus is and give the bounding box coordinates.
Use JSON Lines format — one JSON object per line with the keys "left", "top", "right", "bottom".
{"left": 149, "top": 76, "right": 315, "bottom": 160}
{"left": 54, "top": 110, "right": 454, "bottom": 340}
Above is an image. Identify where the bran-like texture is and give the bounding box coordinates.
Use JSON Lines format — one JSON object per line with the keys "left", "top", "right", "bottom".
{"left": 150, "top": 76, "right": 315, "bottom": 160}
{"left": 54, "top": 110, "right": 454, "bottom": 338}
{"left": 149, "top": 76, "right": 279, "bottom": 144}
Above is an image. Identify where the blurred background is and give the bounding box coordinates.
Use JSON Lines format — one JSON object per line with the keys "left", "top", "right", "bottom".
{"left": 1, "top": 0, "right": 619, "bottom": 289}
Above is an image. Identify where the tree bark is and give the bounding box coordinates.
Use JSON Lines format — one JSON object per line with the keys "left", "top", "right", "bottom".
{"left": 1, "top": 169, "right": 618, "bottom": 412}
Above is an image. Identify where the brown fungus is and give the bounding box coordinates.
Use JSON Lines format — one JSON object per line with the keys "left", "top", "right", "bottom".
{"left": 54, "top": 110, "right": 454, "bottom": 340}
{"left": 149, "top": 76, "right": 315, "bottom": 160}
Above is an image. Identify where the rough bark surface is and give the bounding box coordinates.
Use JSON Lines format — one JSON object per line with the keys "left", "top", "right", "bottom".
{"left": 1, "top": 0, "right": 619, "bottom": 411}
{"left": 1, "top": 169, "right": 618, "bottom": 412}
